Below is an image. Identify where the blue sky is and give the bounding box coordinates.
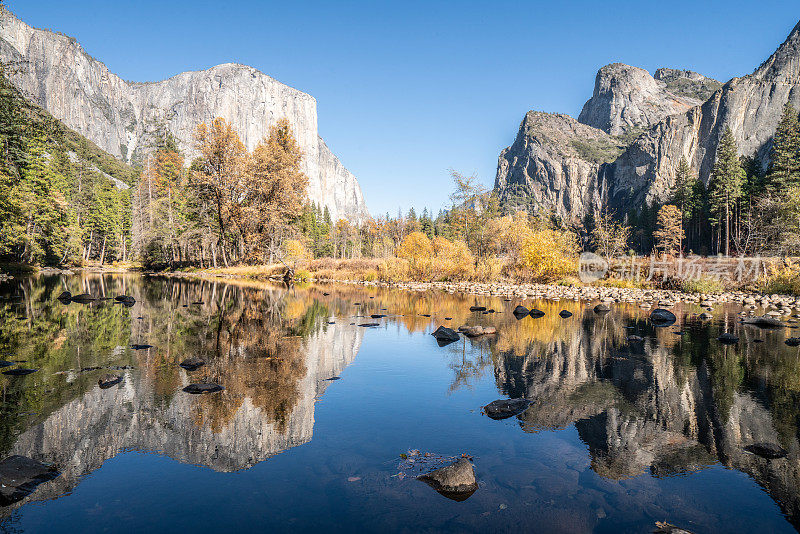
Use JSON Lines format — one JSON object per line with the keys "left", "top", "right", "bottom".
{"left": 7, "top": 0, "right": 800, "bottom": 216}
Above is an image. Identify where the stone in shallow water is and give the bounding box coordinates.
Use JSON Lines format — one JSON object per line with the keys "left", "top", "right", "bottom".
{"left": 0, "top": 360, "right": 13, "bottom": 368}
{"left": 785, "top": 338, "right": 800, "bottom": 347}
{"left": 717, "top": 333, "right": 739, "bottom": 345}
{"left": 0, "top": 455, "right": 59, "bottom": 506}
{"left": 130, "top": 344, "right": 154, "bottom": 350}
{"left": 650, "top": 308, "right": 676, "bottom": 327}
{"left": 431, "top": 326, "right": 460, "bottom": 344}
{"left": 57, "top": 291, "right": 71, "bottom": 300}
{"left": 469, "top": 306, "right": 486, "bottom": 312}
{"left": 512, "top": 305, "right": 530, "bottom": 319}
{"left": 183, "top": 383, "right": 224, "bottom": 394}
{"left": 2, "top": 368, "right": 37, "bottom": 376}
{"left": 98, "top": 374, "right": 122, "bottom": 389}
{"left": 594, "top": 303, "right": 611, "bottom": 313}
{"left": 417, "top": 458, "right": 477, "bottom": 501}
{"left": 744, "top": 443, "right": 787, "bottom": 459}
{"left": 70, "top": 293, "right": 95, "bottom": 304}
{"left": 559, "top": 310, "right": 573, "bottom": 318}
{"left": 483, "top": 398, "right": 531, "bottom": 420}
{"left": 179, "top": 358, "right": 205, "bottom": 371}
{"left": 358, "top": 323, "right": 380, "bottom": 327}
{"left": 529, "top": 309, "right": 545, "bottom": 318}
{"left": 742, "top": 316, "right": 785, "bottom": 328}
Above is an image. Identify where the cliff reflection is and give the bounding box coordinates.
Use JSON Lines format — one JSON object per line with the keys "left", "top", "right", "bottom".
{"left": 0, "top": 274, "right": 363, "bottom": 513}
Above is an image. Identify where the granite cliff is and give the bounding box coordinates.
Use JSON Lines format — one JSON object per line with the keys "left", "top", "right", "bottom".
{"left": 496, "top": 21, "right": 800, "bottom": 224}
{"left": 0, "top": 7, "right": 368, "bottom": 221}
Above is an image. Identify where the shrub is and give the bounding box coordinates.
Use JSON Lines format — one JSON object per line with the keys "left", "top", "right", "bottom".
{"left": 517, "top": 228, "right": 579, "bottom": 282}
{"left": 396, "top": 232, "right": 433, "bottom": 278}
{"left": 681, "top": 276, "right": 725, "bottom": 294}
{"left": 760, "top": 265, "right": 800, "bottom": 295}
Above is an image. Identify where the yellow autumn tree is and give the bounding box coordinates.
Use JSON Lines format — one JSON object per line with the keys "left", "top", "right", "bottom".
{"left": 518, "top": 228, "right": 579, "bottom": 281}
{"left": 397, "top": 232, "right": 433, "bottom": 278}
{"left": 193, "top": 117, "right": 248, "bottom": 266}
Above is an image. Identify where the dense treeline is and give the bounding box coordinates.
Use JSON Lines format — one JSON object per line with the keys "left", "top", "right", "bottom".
{"left": 617, "top": 103, "right": 800, "bottom": 257}
{"left": 0, "top": 69, "right": 133, "bottom": 265}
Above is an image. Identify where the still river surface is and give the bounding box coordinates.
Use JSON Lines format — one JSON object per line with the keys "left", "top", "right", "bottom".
{"left": 1, "top": 273, "right": 800, "bottom": 533}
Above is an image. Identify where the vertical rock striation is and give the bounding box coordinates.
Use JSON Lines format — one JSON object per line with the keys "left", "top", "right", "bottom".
{"left": 0, "top": 7, "right": 368, "bottom": 221}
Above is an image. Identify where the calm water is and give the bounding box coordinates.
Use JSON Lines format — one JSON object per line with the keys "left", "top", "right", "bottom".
{"left": 1, "top": 274, "right": 799, "bottom": 533}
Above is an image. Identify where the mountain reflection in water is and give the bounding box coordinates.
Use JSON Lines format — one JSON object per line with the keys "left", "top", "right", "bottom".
{"left": 1, "top": 273, "right": 800, "bottom": 532}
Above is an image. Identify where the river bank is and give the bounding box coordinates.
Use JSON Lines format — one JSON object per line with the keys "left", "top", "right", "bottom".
{"left": 160, "top": 269, "right": 800, "bottom": 316}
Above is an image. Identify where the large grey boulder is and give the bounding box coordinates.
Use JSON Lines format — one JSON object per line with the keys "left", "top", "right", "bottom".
{"left": 417, "top": 458, "right": 477, "bottom": 501}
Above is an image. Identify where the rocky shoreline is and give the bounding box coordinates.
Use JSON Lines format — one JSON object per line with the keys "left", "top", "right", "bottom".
{"left": 160, "top": 271, "right": 800, "bottom": 316}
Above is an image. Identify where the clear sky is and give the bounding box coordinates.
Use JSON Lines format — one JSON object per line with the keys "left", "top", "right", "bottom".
{"left": 6, "top": 0, "right": 800, "bottom": 216}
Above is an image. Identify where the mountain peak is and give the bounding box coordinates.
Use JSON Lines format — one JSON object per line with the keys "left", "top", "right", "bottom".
{"left": 753, "top": 20, "right": 800, "bottom": 82}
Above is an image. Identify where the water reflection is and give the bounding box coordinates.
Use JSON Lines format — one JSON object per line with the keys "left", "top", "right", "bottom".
{"left": 2, "top": 274, "right": 800, "bottom": 531}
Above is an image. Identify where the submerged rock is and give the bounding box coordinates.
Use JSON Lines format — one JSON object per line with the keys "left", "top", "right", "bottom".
{"left": 594, "top": 303, "right": 611, "bottom": 313}
{"left": 650, "top": 308, "right": 677, "bottom": 327}
{"left": 529, "top": 309, "right": 545, "bottom": 318}
{"left": 717, "top": 333, "right": 739, "bottom": 345}
{"left": 512, "top": 305, "right": 530, "bottom": 319}
{"left": 785, "top": 338, "right": 800, "bottom": 347}
{"left": 0, "top": 360, "right": 13, "bottom": 368}
{"left": 417, "top": 458, "right": 477, "bottom": 501}
{"left": 559, "top": 310, "right": 573, "bottom": 318}
{"left": 654, "top": 521, "right": 695, "bottom": 534}
{"left": 179, "top": 358, "right": 205, "bottom": 371}
{"left": 98, "top": 374, "right": 122, "bottom": 389}
{"left": 0, "top": 455, "right": 59, "bottom": 506}
{"left": 742, "top": 316, "right": 786, "bottom": 328}
{"left": 627, "top": 335, "right": 644, "bottom": 343}
{"left": 370, "top": 314, "right": 386, "bottom": 319}
{"left": 459, "top": 325, "right": 496, "bottom": 337}
{"left": 2, "top": 368, "right": 37, "bottom": 376}
{"left": 57, "top": 291, "right": 71, "bottom": 300}
{"left": 699, "top": 312, "right": 713, "bottom": 320}
{"left": 130, "top": 344, "right": 154, "bottom": 350}
{"left": 483, "top": 398, "right": 531, "bottom": 420}
{"left": 744, "top": 443, "right": 787, "bottom": 459}
{"left": 70, "top": 293, "right": 95, "bottom": 304}
{"left": 183, "top": 383, "right": 224, "bottom": 394}
{"left": 358, "top": 323, "right": 380, "bottom": 327}
{"left": 469, "top": 306, "right": 486, "bottom": 312}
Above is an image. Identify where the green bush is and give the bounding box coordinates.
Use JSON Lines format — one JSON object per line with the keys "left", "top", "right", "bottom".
{"left": 681, "top": 277, "right": 725, "bottom": 294}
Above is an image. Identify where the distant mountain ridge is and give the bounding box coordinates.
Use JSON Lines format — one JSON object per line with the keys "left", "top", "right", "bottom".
{"left": 0, "top": 7, "right": 368, "bottom": 222}
{"left": 495, "top": 21, "right": 800, "bottom": 223}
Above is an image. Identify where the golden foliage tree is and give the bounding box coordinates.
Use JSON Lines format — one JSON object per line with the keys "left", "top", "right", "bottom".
{"left": 654, "top": 204, "right": 684, "bottom": 255}
{"left": 193, "top": 118, "right": 247, "bottom": 266}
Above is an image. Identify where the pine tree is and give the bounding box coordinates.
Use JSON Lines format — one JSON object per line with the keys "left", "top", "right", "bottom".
{"left": 766, "top": 102, "right": 800, "bottom": 191}
{"left": 708, "top": 127, "right": 744, "bottom": 255}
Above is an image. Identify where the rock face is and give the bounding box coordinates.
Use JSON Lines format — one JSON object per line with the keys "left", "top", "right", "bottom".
{"left": 578, "top": 63, "right": 717, "bottom": 136}
{"left": 496, "top": 21, "right": 800, "bottom": 223}
{"left": 495, "top": 112, "right": 610, "bottom": 222}
{"left": 0, "top": 7, "right": 368, "bottom": 222}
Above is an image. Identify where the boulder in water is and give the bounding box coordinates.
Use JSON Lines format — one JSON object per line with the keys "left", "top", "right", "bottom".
{"left": 57, "top": 291, "right": 72, "bottom": 301}
{"left": 717, "top": 333, "right": 739, "bottom": 344}
{"left": 417, "top": 458, "right": 477, "bottom": 501}
{"left": 651, "top": 309, "right": 677, "bottom": 327}
{"left": 431, "top": 326, "right": 460, "bottom": 344}
{"left": 594, "top": 303, "right": 611, "bottom": 313}
{"left": 512, "top": 305, "right": 530, "bottom": 319}
{"left": 70, "top": 293, "right": 95, "bottom": 304}
{"left": 179, "top": 358, "right": 205, "bottom": 371}
{"left": 469, "top": 306, "right": 486, "bottom": 312}
{"left": 0, "top": 455, "right": 59, "bottom": 506}
{"left": 529, "top": 309, "right": 545, "bottom": 318}
{"left": 785, "top": 338, "right": 800, "bottom": 347}
{"left": 483, "top": 398, "right": 531, "bottom": 420}
{"left": 744, "top": 443, "right": 787, "bottom": 459}
{"left": 183, "top": 383, "right": 224, "bottom": 394}
{"left": 559, "top": 310, "right": 573, "bottom": 318}
{"left": 2, "top": 368, "right": 37, "bottom": 376}
{"left": 742, "top": 316, "right": 785, "bottom": 328}
{"left": 130, "top": 344, "right": 153, "bottom": 350}
{"left": 98, "top": 374, "right": 122, "bottom": 389}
